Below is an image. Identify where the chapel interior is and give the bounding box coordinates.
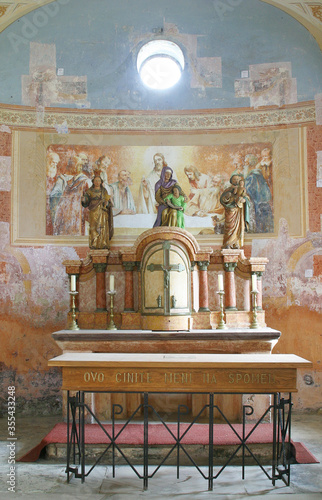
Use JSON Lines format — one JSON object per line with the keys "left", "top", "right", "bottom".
{"left": 0, "top": 0, "right": 321, "bottom": 497}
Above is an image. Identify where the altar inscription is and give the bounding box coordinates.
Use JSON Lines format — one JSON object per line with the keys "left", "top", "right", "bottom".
{"left": 63, "top": 366, "right": 297, "bottom": 393}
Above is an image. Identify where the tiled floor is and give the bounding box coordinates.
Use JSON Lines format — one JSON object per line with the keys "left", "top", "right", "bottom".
{"left": 0, "top": 413, "right": 321, "bottom": 499}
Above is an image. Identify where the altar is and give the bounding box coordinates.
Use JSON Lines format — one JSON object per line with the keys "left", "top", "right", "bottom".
{"left": 49, "top": 223, "right": 313, "bottom": 489}
{"left": 54, "top": 227, "right": 277, "bottom": 421}
{"left": 48, "top": 352, "right": 312, "bottom": 489}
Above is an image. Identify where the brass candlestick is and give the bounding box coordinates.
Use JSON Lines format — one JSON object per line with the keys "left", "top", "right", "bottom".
{"left": 69, "top": 291, "right": 80, "bottom": 330}
{"left": 250, "top": 290, "right": 259, "bottom": 329}
{"left": 107, "top": 290, "right": 117, "bottom": 330}
{"left": 216, "top": 290, "right": 227, "bottom": 329}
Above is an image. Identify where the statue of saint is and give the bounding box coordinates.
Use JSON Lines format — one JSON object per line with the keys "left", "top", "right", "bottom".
{"left": 153, "top": 167, "right": 187, "bottom": 228}
{"left": 81, "top": 174, "right": 114, "bottom": 249}
{"left": 220, "top": 174, "right": 250, "bottom": 249}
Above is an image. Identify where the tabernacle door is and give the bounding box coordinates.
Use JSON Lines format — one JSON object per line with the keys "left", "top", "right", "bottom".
{"left": 142, "top": 240, "right": 191, "bottom": 316}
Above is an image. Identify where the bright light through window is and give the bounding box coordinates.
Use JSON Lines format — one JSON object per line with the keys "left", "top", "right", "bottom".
{"left": 137, "top": 40, "right": 185, "bottom": 90}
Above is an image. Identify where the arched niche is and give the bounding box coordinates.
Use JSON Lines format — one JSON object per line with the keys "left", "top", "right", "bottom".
{"left": 120, "top": 227, "right": 212, "bottom": 331}
{"left": 141, "top": 240, "right": 191, "bottom": 317}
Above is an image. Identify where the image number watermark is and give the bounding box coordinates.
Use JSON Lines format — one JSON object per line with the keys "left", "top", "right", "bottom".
{"left": 7, "top": 386, "right": 16, "bottom": 493}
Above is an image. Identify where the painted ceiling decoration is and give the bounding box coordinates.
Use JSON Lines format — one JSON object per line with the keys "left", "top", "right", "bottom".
{"left": 0, "top": 0, "right": 321, "bottom": 49}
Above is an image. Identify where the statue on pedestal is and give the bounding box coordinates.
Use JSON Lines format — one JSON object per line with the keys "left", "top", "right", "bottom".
{"left": 220, "top": 174, "right": 249, "bottom": 249}
{"left": 153, "top": 167, "right": 187, "bottom": 228}
{"left": 81, "top": 173, "right": 114, "bottom": 249}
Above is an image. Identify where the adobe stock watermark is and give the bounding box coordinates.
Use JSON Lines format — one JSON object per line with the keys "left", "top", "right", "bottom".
{"left": 7, "top": 0, "right": 70, "bottom": 54}
{"left": 213, "top": 0, "right": 244, "bottom": 21}
{"left": 7, "top": 386, "right": 16, "bottom": 493}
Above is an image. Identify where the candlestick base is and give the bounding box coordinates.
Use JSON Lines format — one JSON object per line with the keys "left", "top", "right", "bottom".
{"left": 250, "top": 290, "right": 259, "bottom": 329}
{"left": 107, "top": 290, "right": 117, "bottom": 331}
{"left": 216, "top": 319, "right": 227, "bottom": 330}
{"left": 69, "top": 291, "right": 80, "bottom": 330}
{"left": 216, "top": 290, "right": 227, "bottom": 330}
{"left": 69, "top": 319, "right": 80, "bottom": 331}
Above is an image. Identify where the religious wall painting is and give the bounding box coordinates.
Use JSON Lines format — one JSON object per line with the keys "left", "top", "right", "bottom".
{"left": 234, "top": 62, "right": 297, "bottom": 108}
{"left": 13, "top": 126, "right": 304, "bottom": 246}
{"left": 45, "top": 143, "right": 274, "bottom": 237}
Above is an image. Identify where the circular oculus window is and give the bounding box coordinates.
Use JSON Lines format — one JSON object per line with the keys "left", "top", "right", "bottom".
{"left": 137, "top": 40, "right": 185, "bottom": 90}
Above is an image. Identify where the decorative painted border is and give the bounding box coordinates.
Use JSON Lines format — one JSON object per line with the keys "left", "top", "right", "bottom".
{"left": 0, "top": 102, "right": 316, "bottom": 132}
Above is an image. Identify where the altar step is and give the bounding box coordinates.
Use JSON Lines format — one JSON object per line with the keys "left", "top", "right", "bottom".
{"left": 45, "top": 441, "right": 281, "bottom": 466}
{"left": 42, "top": 422, "right": 291, "bottom": 466}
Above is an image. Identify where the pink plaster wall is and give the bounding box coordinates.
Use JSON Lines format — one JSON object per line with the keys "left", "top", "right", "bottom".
{"left": 0, "top": 123, "right": 321, "bottom": 416}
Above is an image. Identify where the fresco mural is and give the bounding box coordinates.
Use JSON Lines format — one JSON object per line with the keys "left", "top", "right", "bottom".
{"left": 46, "top": 143, "right": 274, "bottom": 236}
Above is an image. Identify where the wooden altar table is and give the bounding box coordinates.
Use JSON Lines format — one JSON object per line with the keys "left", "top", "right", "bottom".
{"left": 48, "top": 352, "right": 311, "bottom": 490}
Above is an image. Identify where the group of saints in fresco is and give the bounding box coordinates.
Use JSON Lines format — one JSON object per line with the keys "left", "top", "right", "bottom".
{"left": 46, "top": 147, "right": 273, "bottom": 250}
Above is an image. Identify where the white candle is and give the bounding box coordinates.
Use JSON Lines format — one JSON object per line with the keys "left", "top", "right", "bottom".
{"left": 70, "top": 275, "right": 76, "bottom": 292}
{"left": 218, "top": 274, "right": 224, "bottom": 291}
{"left": 110, "top": 274, "right": 114, "bottom": 291}
{"left": 251, "top": 274, "right": 257, "bottom": 292}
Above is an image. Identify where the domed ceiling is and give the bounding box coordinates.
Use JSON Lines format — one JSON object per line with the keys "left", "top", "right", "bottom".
{"left": 0, "top": 0, "right": 321, "bottom": 110}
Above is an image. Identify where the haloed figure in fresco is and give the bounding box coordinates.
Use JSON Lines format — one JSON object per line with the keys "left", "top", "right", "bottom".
{"left": 46, "top": 151, "right": 60, "bottom": 234}
{"left": 110, "top": 169, "right": 136, "bottom": 215}
{"left": 220, "top": 174, "right": 250, "bottom": 249}
{"left": 46, "top": 152, "right": 60, "bottom": 180}
{"left": 137, "top": 152, "right": 167, "bottom": 214}
{"left": 95, "top": 155, "right": 113, "bottom": 196}
{"left": 81, "top": 174, "right": 114, "bottom": 249}
{"left": 245, "top": 149, "right": 274, "bottom": 233}
{"left": 50, "top": 152, "right": 91, "bottom": 235}
{"left": 184, "top": 165, "right": 225, "bottom": 219}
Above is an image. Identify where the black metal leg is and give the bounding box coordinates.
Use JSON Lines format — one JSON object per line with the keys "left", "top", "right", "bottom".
{"left": 62, "top": 390, "right": 294, "bottom": 489}
{"left": 66, "top": 390, "right": 70, "bottom": 483}
{"left": 143, "top": 392, "right": 149, "bottom": 490}
{"left": 242, "top": 404, "right": 246, "bottom": 480}
{"left": 272, "top": 393, "right": 277, "bottom": 485}
{"left": 80, "top": 391, "right": 85, "bottom": 483}
{"left": 208, "top": 393, "right": 214, "bottom": 491}
{"left": 287, "top": 393, "right": 292, "bottom": 486}
{"left": 277, "top": 393, "right": 292, "bottom": 486}
{"left": 177, "top": 406, "right": 180, "bottom": 479}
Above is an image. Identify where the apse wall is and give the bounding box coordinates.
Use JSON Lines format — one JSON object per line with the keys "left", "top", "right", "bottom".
{"left": 0, "top": 0, "right": 322, "bottom": 110}
{"left": 0, "top": 0, "right": 321, "bottom": 417}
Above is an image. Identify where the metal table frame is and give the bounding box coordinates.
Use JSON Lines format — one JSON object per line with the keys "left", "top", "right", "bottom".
{"left": 66, "top": 389, "right": 292, "bottom": 490}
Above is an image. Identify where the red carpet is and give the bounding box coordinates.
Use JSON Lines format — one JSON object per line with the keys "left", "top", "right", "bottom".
{"left": 18, "top": 422, "right": 319, "bottom": 464}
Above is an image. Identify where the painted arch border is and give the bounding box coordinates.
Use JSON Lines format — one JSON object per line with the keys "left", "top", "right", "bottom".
{"left": 0, "top": 0, "right": 321, "bottom": 51}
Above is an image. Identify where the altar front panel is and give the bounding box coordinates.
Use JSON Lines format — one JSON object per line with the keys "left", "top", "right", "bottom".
{"left": 49, "top": 353, "right": 311, "bottom": 394}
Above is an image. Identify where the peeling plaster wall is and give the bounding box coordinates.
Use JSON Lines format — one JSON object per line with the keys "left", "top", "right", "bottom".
{"left": 0, "top": 0, "right": 321, "bottom": 416}
{"left": 0, "top": 124, "right": 321, "bottom": 415}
